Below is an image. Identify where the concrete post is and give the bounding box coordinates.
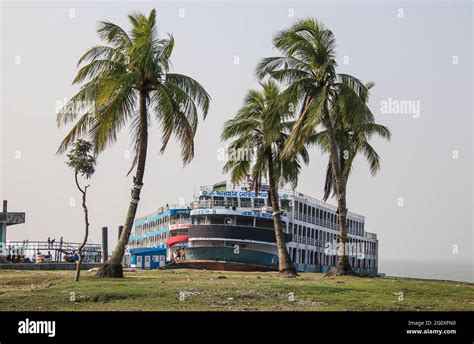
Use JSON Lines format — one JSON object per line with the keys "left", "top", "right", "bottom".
{"left": 1, "top": 201, "right": 7, "bottom": 244}
{"left": 101, "top": 226, "right": 108, "bottom": 263}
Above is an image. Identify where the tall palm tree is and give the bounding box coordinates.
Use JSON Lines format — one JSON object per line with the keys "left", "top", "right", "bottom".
{"left": 257, "top": 18, "right": 384, "bottom": 275}
{"left": 313, "top": 83, "right": 391, "bottom": 203}
{"left": 221, "top": 80, "right": 308, "bottom": 277}
{"left": 56, "top": 9, "right": 210, "bottom": 278}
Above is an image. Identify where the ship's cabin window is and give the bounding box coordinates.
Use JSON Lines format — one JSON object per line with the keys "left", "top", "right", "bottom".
{"left": 193, "top": 216, "right": 208, "bottom": 225}
{"left": 213, "top": 196, "right": 224, "bottom": 207}
{"left": 240, "top": 197, "right": 252, "bottom": 208}
{"left": 226, "top": 197, "right": 238, "bottom": 208}
{"left": 280, "top": 199, "right": 290, "bottom": 211}
{"left": 254, "top": 198, "right": 266, "bottom": 208}
{"left": 294, "top": 201, "right": 299, "bottom": 214}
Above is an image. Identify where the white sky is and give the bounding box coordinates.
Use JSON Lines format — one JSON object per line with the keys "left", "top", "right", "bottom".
{"left": 0, "top": 0, "right": 472, "bottom": 262}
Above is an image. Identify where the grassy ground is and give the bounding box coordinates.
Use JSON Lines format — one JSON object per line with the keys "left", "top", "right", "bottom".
{"left": 0, "top": 269, "right": 472, "bottom": 311}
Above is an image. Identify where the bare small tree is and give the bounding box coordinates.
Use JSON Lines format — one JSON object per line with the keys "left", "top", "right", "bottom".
{"left": 66, "top": 140, "right": 97, "bottom": 281}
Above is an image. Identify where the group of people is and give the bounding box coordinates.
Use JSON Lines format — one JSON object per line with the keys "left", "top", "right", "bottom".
{"left": 47, "top": 237, "right": 63, "bottom": 249}
{"left": 63, "top": 250, "right": 79, "bottom": 263}
{"left": 2, "top": 237, "right": 88, "bottom": 264}
{"left": 173, "top": 248, "right": 186, "bottom": 262}
{"left": 5, "top": 253, "right": 26, "bottom": 263}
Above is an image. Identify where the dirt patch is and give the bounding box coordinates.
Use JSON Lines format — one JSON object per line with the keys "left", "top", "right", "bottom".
{"left": 75, "top": 293, "right": 130, "bottom": 303}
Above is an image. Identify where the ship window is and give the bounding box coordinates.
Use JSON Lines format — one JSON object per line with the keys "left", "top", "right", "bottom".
{"left": 226, "top": 197, "right": 238, "bottom": 207}
{"left": 280, "top": 199, "right": 290, "bottom": 211}
{"left": 254, "top": 198, "right": 265, "bottom": 208}
{"left": 213, "top": 196, "right": 224, "bottom": 207}
{"left": 294, "top": 201, "right": 299, "bottom": 214}
{"left": 298, "top": 225, "right": 302, "bottom": 236}
{"left": 240, "top": 197, "right": 251, "bottom": 208}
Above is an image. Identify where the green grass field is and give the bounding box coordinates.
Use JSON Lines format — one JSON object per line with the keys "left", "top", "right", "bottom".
{"left": 0, "top": 269, "right": 472, "bottom": 311}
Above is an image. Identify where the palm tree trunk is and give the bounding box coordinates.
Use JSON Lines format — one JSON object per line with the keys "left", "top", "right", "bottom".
{"left": 267, "top": 152, "right": 298, "bottom": 277}
{"left": 74, "top": 172, "right": 89, "bottom": 282}
{"left": 97, "top": 90, "right": 149, "bottom": 278}
{"left": 321, "top": 110, "right": 354, "bottom": 276}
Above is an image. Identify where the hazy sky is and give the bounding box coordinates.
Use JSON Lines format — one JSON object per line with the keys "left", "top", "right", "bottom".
{"left": 1, "top": 0, "right": 472, "bottom": 263}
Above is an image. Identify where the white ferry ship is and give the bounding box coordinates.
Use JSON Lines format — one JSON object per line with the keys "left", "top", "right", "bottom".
{"left": 127, "top": 181, "right": 378, "bottom": 275}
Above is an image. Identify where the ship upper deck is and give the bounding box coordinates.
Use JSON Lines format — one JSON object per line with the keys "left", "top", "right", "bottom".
{"left": 197, "top": 184, "right": 365, "bottom": 221}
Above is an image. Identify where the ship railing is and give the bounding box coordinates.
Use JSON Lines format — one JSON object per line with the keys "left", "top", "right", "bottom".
{"left": 293, "top": 213, "right": 339, "bottom": 230}
{"left": 199, "top": 183, "right": 266, "bottom": 192}
{"left": 191, "top": 199, "right": 238, "bottom": 208}
{"left": 169, "top": 219, "right": 191, "bottom": 226}
{"left": 192, "top": 199, "right": 291, "bottom": 212}
{"left": 279, "top": 188, "right": 365, "bottom": 221}
{"left": 197, "top": 185, "right": 364, "bottom": 221}
{"left": 292, "top": 234, "right": 317, "bottom": 247}
{"left": 293, "top": 213, "right": 368, "bottom": 233}
{"left": 137, "top": 204, "right": 191, "bottom": 220}
{"left": 365, "top": 232, "right": 377, "bottom": 240}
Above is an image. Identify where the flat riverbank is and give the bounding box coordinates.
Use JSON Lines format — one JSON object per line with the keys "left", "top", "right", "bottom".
{"left": 0, "top": 269, "right": 472, "bottom": 311}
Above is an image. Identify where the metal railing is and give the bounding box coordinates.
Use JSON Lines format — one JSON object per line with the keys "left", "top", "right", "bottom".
{"left": 169, "top": 218, "right": 191, "bottom": 226}
{"left": 6, "top": 240, "right": 101, "bottom": 252}
{"left": 4, "top": 240, "right": 102, "bottom": 262}
{"left": 292, "top": 234, "right": 319, "bottom": 247}
{"left": 197, "top": 184, "right": 365, "bottom": 221}
{"left": 135, "top": 204, "right": 191, "bottom": 222}
{"left": 191, "top": 199, "right": 291, "bottom": 212}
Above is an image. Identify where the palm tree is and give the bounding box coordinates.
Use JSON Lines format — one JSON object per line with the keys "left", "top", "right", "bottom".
{"left": 66, "top": 140, "right": 97, "bottom": 282}
{"left": 257, "top": 18, "right": 386, "bottom": 275}
{"left": 56, "top": 9, "right": 210, "bottom": 278}
{"left": 221, "top": 80, "right": 308, "bottom": 277}
{"left": 313, "top": 83, "right": 391, "bottom": 203}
